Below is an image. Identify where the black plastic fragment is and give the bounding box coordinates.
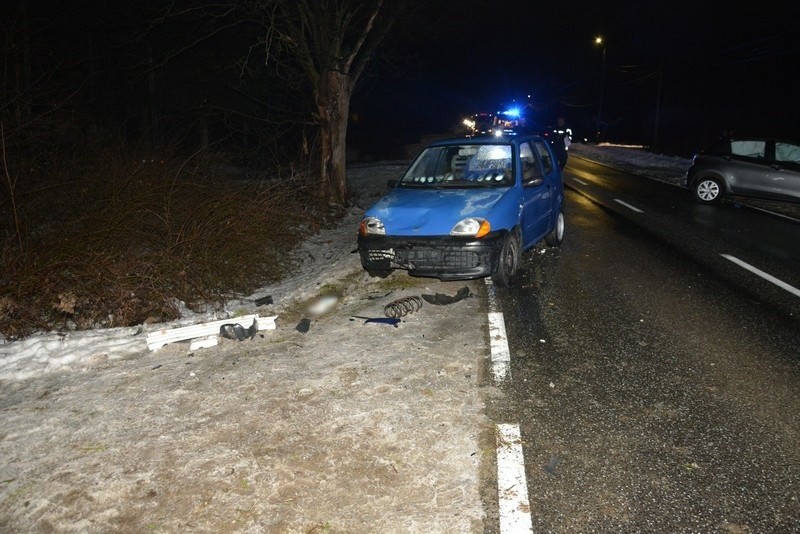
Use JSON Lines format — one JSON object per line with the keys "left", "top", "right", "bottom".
{"left": 220, "top": 318, "right": 259, "bottom": 341}
{"left": 350, "top": 316, "right": 401, "bottom": 327}
{"left": 296, "top": 318, "right": 311, "bottom": 333}
{"left": 421, "top": 286, "right": 471, "bottom": 305}
{"left": 254, "top": 295, "right": 274, "bottom": 306}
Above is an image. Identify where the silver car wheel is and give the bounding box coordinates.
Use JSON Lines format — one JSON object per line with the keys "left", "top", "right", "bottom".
{"left": 695, "top": 178, "right": 722, "bottom": 203}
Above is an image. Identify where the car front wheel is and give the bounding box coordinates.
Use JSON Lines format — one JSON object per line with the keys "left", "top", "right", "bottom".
{"left": 491, "top": 231, "right": 520, "bottom": 288}
{"left": 694, "top": 176, "right": 723, "bottom": 204}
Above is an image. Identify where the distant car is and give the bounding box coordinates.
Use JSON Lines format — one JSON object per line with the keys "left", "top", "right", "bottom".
{"left": 684, "top": 137, "right": 800, "bottom": 205}
{"left": 357, "top": 135, "right": 565, "bottom": 287}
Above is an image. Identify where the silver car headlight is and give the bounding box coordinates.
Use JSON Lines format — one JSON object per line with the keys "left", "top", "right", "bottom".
{"left": 359, "top": 216, "right": 385, "bottom": 236}
{"left": 450, "top": 217, "right": 490, "bottom": 238}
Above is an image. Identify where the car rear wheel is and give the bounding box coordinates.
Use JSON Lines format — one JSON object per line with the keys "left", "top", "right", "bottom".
{"left": 491, "top": 231, "right": 520, "bottom": 288}
{"left": 544, "top": 209, "right": 565, "bottom": 247}
{"left": 694, "top": 176, "right": 723, "bottom": 204}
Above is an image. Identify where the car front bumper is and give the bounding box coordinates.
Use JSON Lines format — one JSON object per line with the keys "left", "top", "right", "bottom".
{"left": 357, "top": 233, "right": 505, "bottom": 280}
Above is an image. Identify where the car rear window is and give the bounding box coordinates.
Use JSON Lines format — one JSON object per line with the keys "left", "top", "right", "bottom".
{"left": 776, "top": 142, "right": 800, "bottom": 164}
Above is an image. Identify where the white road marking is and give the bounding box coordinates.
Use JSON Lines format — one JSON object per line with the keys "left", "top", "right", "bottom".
{"left": 614, "top": 198, "right": 644, "bottom": 213}
{"left": 484, "top": 279, "right": 534, "bottom": 533}
{"left": 488, "top": 312, "right": 511, "bottom": 382}
{"left": 496, "top": 424, "right": 534, "bottom": 534}
{"left": 484, "top": 279, "right": 511, "bottom": 382}
{"left": 572, "top": 178, "right": 588, "bottom": 186}
{"left": 721, "top": 254, "right": 800, "bottom": 297}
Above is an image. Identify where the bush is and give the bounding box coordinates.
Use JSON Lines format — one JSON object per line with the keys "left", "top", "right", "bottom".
{"left": 0, "top": 141, "right": 332, "bottom": 340}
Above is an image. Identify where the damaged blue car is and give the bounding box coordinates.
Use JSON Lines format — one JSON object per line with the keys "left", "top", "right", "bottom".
{"left": 357, "top": 135, "right": 565, "bottom": 287}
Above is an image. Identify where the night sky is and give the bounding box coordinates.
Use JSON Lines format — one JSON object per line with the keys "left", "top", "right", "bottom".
{"left": 4, "top": 1, "right": 800, "bottom": 159}
{"left": 351, "top": 1, "right": 800, "bottom": 155}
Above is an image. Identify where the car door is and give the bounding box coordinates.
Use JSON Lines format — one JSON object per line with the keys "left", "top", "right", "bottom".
{"left": 726, "top": 138, "right": 772, "bottom": 195}
{"left": 519, "top": 139, "right": 555, "bottom": 248}
{"left": 770, "top": 140, "right": 800, "bottom": 202}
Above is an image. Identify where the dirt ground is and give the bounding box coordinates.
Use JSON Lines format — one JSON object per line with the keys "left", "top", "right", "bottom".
{"left": 0, "top": 269, "right": 496, "bottom": 533}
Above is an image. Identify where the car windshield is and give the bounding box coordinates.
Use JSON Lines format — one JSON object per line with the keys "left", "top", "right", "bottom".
{"left": 399, "top": 144, "right": 514, "bottom": 188}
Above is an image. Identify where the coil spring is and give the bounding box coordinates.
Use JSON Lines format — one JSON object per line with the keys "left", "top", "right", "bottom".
{"left": 384, "top": 296, "right": 423, "bottom": 318}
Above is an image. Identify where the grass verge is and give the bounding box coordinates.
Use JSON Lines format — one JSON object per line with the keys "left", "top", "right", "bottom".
{"left": 0, "top": 143, "right": 340, "bottom": 340}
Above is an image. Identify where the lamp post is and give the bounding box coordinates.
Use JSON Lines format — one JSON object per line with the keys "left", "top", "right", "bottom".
{"left": 595, "top": 36, "right": 606, "bottom": 142}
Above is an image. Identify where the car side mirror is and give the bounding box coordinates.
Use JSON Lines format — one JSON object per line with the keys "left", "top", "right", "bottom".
{"left": 524, "top": 177, "right": 544, "bottom": 187}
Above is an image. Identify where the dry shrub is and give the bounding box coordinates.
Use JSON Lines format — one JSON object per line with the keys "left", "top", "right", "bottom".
{"left": 0, "top": 143, "right": 334, "bottom": 340}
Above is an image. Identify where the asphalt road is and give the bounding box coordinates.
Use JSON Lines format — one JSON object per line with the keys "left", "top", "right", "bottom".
{"left": 485, "top": 172, "right": 800, "bottom": 531}
{"left": 565, "top": 156, "right": 800, "bottom": 323}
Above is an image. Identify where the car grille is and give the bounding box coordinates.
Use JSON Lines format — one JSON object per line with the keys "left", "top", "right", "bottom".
{"left": 366, "top": 246, "right": 489, "bottom": 270}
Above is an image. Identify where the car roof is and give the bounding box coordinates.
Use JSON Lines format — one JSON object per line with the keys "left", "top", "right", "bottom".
{"left": 427, "top": 135, "right": 544, "bottom": 147}
{"left": 703, "top": 136, "right": 800, "bottom": 152}
{"left": 718, "top": 135, "right": 800, "bottom": 144}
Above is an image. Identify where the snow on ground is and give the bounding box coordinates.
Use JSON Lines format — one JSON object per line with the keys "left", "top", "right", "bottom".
{"left": 569, "top": 142, "right": 691, "bottom": 185}
{"left": 0, "top": 147, "right": 693, "bottom": 381}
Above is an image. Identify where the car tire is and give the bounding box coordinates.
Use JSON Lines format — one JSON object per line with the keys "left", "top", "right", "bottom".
{"left": 491, "top": 230, "right": 520, "bottom": 288}
{"left": 366, "top": 268, "right": 392, "bottom": 279}
{"left": 544, "top": 209, "right": 565, "bottom": 247}
{"left": 693, "top": 176, "right": 723, "bottom": 204}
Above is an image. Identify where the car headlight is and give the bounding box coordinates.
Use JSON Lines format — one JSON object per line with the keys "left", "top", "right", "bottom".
{"left": 359, "top": 216, "right": 385, "bottom": 236}
{"left": 450, "top": 217, "right": 491, "bottom": 238}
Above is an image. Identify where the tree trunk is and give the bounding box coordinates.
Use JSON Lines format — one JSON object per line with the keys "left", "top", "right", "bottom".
{"left": 315, "top": 70, "right": 352, "bottom": 205}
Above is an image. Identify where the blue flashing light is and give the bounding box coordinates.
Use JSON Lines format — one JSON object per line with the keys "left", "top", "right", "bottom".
{"left": 501, "top": 108, "right": 521, "bottom": 118}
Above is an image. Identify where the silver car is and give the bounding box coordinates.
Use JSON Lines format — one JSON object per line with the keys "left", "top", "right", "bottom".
{"left": 684, "top": 137, "right": 800, "bottom": 204}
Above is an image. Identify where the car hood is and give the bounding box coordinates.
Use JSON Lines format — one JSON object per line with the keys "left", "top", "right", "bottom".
{"left": 366, "top": 187, "right": 510, "bottom": 235}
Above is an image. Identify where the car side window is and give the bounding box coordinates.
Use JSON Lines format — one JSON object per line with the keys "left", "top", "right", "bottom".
{"left": 520, "top": 142, "right": 542, "bottom": 182}
{"left": 730, "top": 140, "right": 766, "bottom": 160}
{"left": 532, "top": 139, "right": 554, "bottom": 175}
{"left": 775, "top": 142, "right": 800, "bottom": 164}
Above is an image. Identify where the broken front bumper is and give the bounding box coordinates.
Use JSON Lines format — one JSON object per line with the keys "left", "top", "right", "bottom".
{"left": 357, "top": 233, "right": 504, "bottom": 280}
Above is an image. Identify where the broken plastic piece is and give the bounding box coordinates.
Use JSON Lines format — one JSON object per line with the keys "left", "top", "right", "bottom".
{"left": 296, "top": 318, "right": 311, "bottom": 333}
{"left": 219, "top": 318, "right": 258, "bottom": 341}
{"left": 421, "top": 286, "right": 471, "bottom": 305}
{"left": 146, "top": 314, "right": 274, "bottom": 351}
{"left": 190, "top": 335, "right": 219, "bottom": 350}
{"left": 254, "top": 295, "right": 273, "bottom": 306}
{"left": 351, "top": 316, "right": 400, "bottom": 327}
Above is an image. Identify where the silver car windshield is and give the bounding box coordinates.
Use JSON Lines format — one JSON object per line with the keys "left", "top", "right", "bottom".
{"left": 399, "top": 144, "right": 514, "bottom": 187}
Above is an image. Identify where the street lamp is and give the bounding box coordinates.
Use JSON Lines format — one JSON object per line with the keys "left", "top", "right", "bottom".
{"left": 595, "top": 36, "right": 606, "bottom": 142}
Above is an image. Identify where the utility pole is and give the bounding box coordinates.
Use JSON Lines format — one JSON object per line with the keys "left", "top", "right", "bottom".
{"left": 653, "top": 63, "right": 663, "bottom": 148}
{"left": 595, "top": 36, "right": 606, "bottom": 142}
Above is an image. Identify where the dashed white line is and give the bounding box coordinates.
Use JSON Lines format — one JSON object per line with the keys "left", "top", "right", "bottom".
{"left": 721, "top": 254, "right": 800, "bottom": 297}
{"left": 496, "top": 424, "right": 534, "bottom": 534}
{"left": 484, "top": 279, "right": 511, "bottom": 382}
{"left": 572, "top": 177, "right": 588, "bottom": 186}
{"left": 488, "top": 312, "right": 511, "bottom": 382}
{"left": 484, "top": 279, "right": 534, "bottom": 533}
{"left": 614, "top": 198, "right": 644, "bottom": 213}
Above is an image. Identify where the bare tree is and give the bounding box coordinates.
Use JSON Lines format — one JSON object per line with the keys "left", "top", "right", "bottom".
{"left": 249, "top": 0, "right": 410, "bottom": 205}
{"left": 134, "top": 0, "right": 475, "bottom": 204}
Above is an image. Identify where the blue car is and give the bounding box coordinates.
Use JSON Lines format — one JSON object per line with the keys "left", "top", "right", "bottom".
{"left": 357, "top": 135, "right": 565, "bottom": 287}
